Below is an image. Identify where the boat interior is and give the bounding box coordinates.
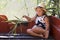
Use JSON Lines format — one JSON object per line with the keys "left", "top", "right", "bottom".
{"left": 0, "top": 15, "right": 60, "bottom": 40}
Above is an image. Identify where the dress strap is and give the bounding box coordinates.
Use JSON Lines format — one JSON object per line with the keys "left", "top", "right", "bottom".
{"left": 43, "top": 15, "right": 46, "bottom": 20}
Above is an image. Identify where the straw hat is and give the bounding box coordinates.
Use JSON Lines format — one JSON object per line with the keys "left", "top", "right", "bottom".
{"left": 35, "top": 3, "right": 47, "bottom": 12}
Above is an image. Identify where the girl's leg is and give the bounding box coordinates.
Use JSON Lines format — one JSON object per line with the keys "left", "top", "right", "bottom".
{"left": 32, "top": 27, "right": 49, "bottom": 38}
{"left": 43, "top": 30, "right": 49, "bottom": 38}
{"left": 27, "top": 29, "right": 43, "bottom": 37}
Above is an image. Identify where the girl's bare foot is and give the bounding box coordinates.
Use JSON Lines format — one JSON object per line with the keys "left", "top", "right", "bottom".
{"left": 38, "top": 35, "right": 44, "bottom": 38}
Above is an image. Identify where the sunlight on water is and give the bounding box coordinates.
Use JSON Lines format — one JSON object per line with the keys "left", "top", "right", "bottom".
{"left": 0, "top": 0, "right": 37, "bottom": 20}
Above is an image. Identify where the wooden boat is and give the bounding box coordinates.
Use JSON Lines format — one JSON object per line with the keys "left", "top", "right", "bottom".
{"left": 0, "top": 15, "right": 60, "bottom": 40}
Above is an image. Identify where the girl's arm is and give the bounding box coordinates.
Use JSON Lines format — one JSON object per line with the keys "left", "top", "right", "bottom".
{"left": 45, "top": 17, "right": 49, "bottom": 31}
{"left": 23, "top": 15, "right": 36, "bottom": 22}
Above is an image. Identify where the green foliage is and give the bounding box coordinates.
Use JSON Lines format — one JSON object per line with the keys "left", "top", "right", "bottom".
{"left": 37, "top": 0, "right": 60, "bottom": 17}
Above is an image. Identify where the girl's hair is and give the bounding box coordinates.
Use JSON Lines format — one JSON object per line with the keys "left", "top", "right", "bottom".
{"left": 43, "top": 9, "right": 47, "bottom": 16}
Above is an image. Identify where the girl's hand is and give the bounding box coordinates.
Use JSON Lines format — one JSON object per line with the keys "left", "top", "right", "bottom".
{"left": 22, "top": 15, "right": 30, "bottom": 21}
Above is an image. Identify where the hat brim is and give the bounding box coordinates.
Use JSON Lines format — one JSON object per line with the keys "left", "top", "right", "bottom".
{"left": 34, "top": 6, "right": 47, "bottom": 12}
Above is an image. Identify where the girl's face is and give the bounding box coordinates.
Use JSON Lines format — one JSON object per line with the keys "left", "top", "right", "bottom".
{"left": 35, "top": 8, "right": 44, "bottom": 16}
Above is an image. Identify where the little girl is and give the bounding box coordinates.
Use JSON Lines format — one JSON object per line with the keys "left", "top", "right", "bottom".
{"left": 23, "top": 3, "right": 49, "bottom": 38}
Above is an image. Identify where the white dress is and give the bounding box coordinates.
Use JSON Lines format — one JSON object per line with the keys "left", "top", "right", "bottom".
{"left": 32, "top": 15, "right": 46, "bottom": 29}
